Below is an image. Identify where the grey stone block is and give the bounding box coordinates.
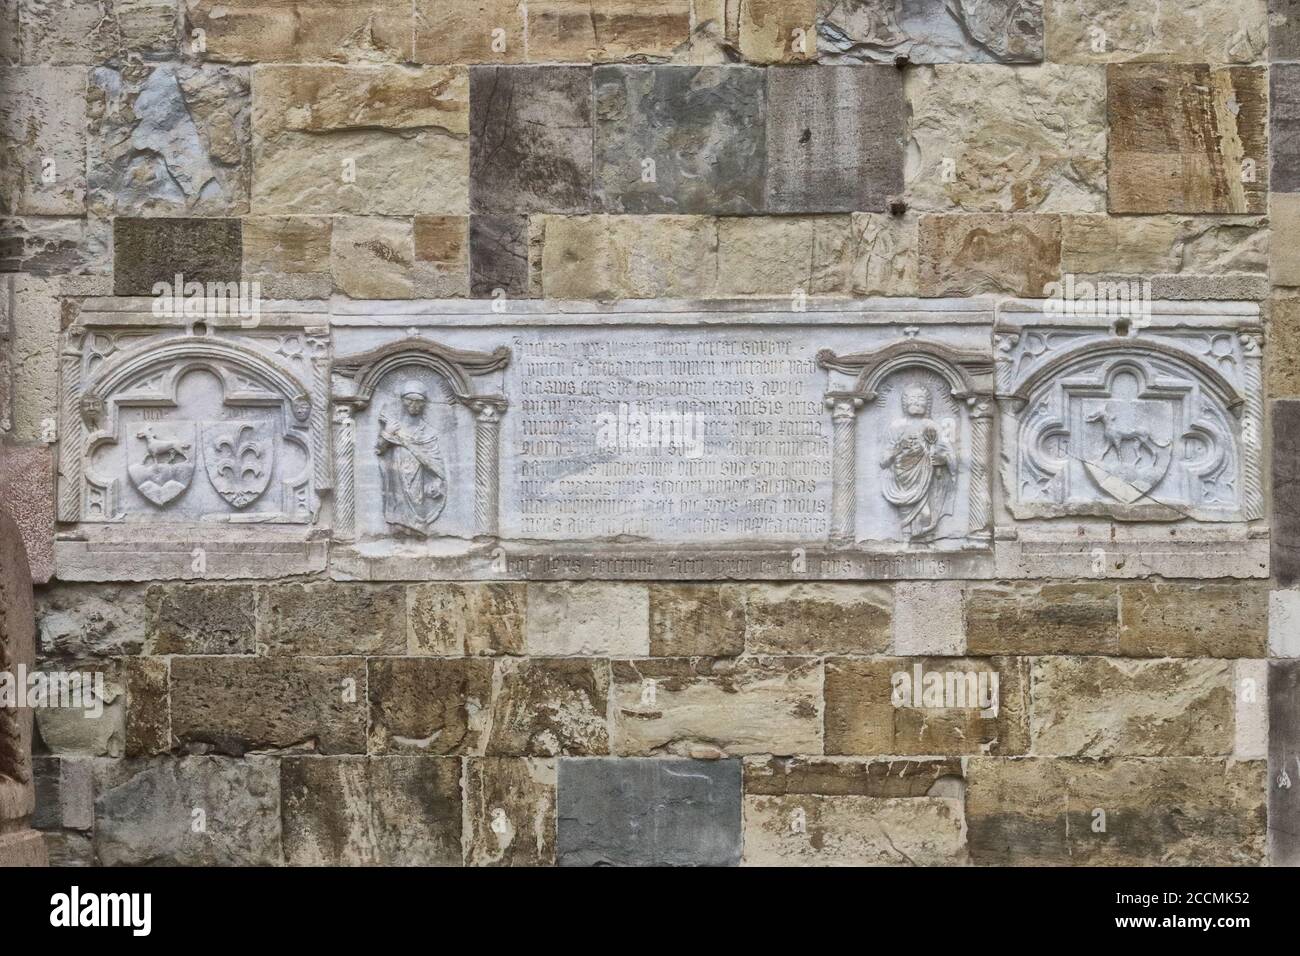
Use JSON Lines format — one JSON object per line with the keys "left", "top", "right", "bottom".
{"left": 593, "top": 65, "right": 767, "bottom": 215}
{"left": 818, "top": 0, "right": 1044, "bottom": 64}
{"left": 1274, "top": 399, "right": 1300, "bottom": 586}
{"left": 1273, "top": 64, "right": 1300, "bottom": 193}
{"left": 765, "top": 65, "right": 904, "bottom": 213}
{"left": 1270, "top": 660, "right": 1300, "bottom": 866}
{"left": 469, "top": 214, "right": 529, "bottom": 298}
{"left": 470, "top": 65, "right": 592, "bottom": 215}
{"left": 1272, "top": 0, "right": 1300, "bottom": 62}
{"left": 113, "top": 216, "right": 242, "bottom": 295}
{"left": 557, "top": 757, "right": 742, "bottom": 866}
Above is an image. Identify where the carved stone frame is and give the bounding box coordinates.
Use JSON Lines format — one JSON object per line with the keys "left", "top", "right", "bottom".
{"left": 818, "top": 341, "right": 996, "bottom": 546}
{"left": 331, "top": 336, "right": 511, "bottom": 542}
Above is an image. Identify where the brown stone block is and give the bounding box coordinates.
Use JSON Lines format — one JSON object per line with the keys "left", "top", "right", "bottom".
{"left": 1108, "top": 64, "right": 1267, "bottom": 214}
{"left": 123, "top": 656, "right": 169, "bottom": 758}
{"left": 185, "top": 0, "right": 411, "bottom": 63}
{"left": 145, "top": 584, "right": 257, "bottom": 655}
{"left": 526, "top": 0, "right": 690, "bottom": 61}
{"left": 463, "top": 756, "right": 556, "bottom": 866}
{"left": 648, "top": 583, "right": 746, "bottom": 657}
{"left": 824, "top": 656, "right": 1029, "bottom": 756}
{"left": 964, "top": 582, "right": 1119, "bottom": 655}
{"left": 0, "top": 443, "right": 54, "bottom": 583}
{"left": 486, "top": 658, "right": 609, "bottom": 757}
{"left": 367, "top": 658, "right": 493, "bottom": 755}
{"left": 261, "top": 582, "right": 406, "bottom": 657}
{"left": 918, "top": 213, "right": 1061, "bottom": 297}
{"left": 743, "top": 755, "right": 963, "bottom": 798}
{"left": 408, "top": 582, "right": 526, "bottom": 656}
{"left": 414, "top": 0, "right": 526, "bottom": 64}
{"left": 1118, "top": 582, "right": 1268, "bottom": 657}
{"left": 738, "top": 0, "right": 815, "bottom": 63}
{"left": 743, "top": 583, "right": 891, "bottom": 655}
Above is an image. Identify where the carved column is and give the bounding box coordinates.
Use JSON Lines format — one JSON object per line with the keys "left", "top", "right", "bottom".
{"left": 825, "top": 392, "right": 863, "bottom": 545}
{"left": 1240, "top": 331, "right": 1264, "bottom": 520}
{"left": 968, "top": 397, "right": 994, "bottom": 536}
{"left": 469, "top": 398, "right": 506, "bottom": 537}
{"left": 332, "top": 406, "right": 356, "bottom": 541}
{"left": 306, "top": 327, "right": 332, "bottom": 492}
{"left": 57, "top": 337, "right": 83, "bottom": 522}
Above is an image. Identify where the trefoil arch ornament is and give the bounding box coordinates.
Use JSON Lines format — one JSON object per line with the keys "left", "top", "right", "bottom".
{"left": 331, "top": 334, "right": 511, "bottom": 542}
{"left": 818, "top": 340, "right": 995, "bottom": 547}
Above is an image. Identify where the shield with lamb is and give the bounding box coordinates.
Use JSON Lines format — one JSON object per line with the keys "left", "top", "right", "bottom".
{"left": 128, "top": 422, "right": 197, "bottom": 506}
{"left": 203, "top": 421, "right": 273, "bottom": 508}
{"left": 1080, "top": 397, "right": 1174, "bottom": 503}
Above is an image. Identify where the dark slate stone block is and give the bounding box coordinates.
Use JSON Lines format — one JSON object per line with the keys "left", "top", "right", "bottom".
{"left": 818, "top": 0, "right": 1044, "bottom": 64}
{"left": 593, "top": 65, "right": 767, "bottom": 215}
{"left": 1269, "top": 660, "right": 1300, "bottom": 866}
{"left": 1272, "top": 0, "right": 1300, "bottom": 61}
{"left": 469, "top": 214, "right": 529, "bottom": 298}
{"left": 113, "top": 217, "right": 242, "bottom": 295}
{"left": 557, "top": 757, "right": 741, "bottom": 866}
{"left": 1274, "top": 399, "right": 1300, "bottom": 586}
{"left": 765, "top": 65, "right": 904, "bottom": 213}
{"left": 1273, "top": 64, "right": 1300, "bottom": 194}
{"left": 470, "top": 65, "right": 593, "bottom": 215}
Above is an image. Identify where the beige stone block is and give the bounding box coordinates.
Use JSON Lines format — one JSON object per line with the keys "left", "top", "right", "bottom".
{"left": 525, "top": 582, "right": 649, "bottom": 656}
{"left": 331, "top": 216, "right": 415, "bottom": 299}
{"left": 538, "top": 215, "right": 718, "bottom": 299}
{"left": 1117, "top": 582, "right": 1268, "bottom": 657}
{"left": 737, "top": 0, "right": 815, "bottom": 64}
{"left": 413, "top": 214, "right": 469, "bottom": 296}
{"left": 0, "top": 66, "right": 86, "bottom": 215}
{"left": 610, "top": 657, "right": 822, "bottom": 756}
{"left": 1045, "top": 0, "right": 1266, "bottom": 64}
{"left": 408, "top": 582, "right": 526, "bottom": 656}
{"left": 1029, "top": 656, "right": 1235, "bottom": 757}
{"left": 7, "top": 276, "right": 59, "bottom": 445}
{"left": 415, "top": 0, "right": 527, "bottom": 63}
{"left": 904, "top": 64, "right": 1106, "bottom": 213}
{"left": 463, "top": 757, "right": 556, "bottom": 866}
{"left": 185, "top": 0, "right": 410, "bottom": 63}
{"left": 1272, "top": 194, "right": 1300, "bottom": 287}
{"left": 743, "top": 583, "right": 891, "bottom": 655}
{"left": 893, "top": 581, "right": 964, "bottom": 656}
{"left": 715, "top": 215, "right": 851, "bottom": 296}
{"left": 848, "top": 212, "right": 917, "bottom": 296}
{"left": 1234, "top": 658, "right": 1267, "bottom": 760}
{"left": 1270, "top": 588, "right": 1300, "bottom": 657}
{"left": 243, "top": 216, "right": 332, "bottom": 275}
{"left": 1269, "top": 297, "right": 1300, "bottom": 397}
{"left": 648, "top": 583, "right": 746, "bottom": 657}
{"left": 527, "top": 0, "right": 690, "bottom": 61}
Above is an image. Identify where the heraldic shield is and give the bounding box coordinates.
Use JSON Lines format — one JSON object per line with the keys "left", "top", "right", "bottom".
{"left": 127, "top": 422, "right": 197, "bottom": 506}
{"left": 203, "top": 421, "right": 274, "bottom": 509}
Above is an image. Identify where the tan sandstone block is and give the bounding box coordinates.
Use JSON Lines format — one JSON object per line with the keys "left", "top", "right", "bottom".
{"left": 964, "top": 582, "right": 1119, "bottom": 655}
{"left": 331, "top": 216, "right": 415, "bottom": 299}
{"left": 611, "top": 657, "right": 823, "bottom": 756}
{"left": 1062, "top": 214, "right": 1268, "bottom": 276}
{"left": 252, "top": 65, "right": 469, "bottom": 215}
{"left": 486, "top": 658, "right": 610, "bottom": 757}
{"left": 918, "top": 213, "right": 1061, "bottom": 297}
{"left": 743, "top": 755, "right": 964, "bottom": 798}
{"left": 1045, "top": 0, "right": 1266, "bottom": 64}
{"left": 185, "top": 0, "right": 410, "bottom": 63}
{"left": 967, "top": 757, "right": 1266, "bottom": 865}
{"left": 1029, "top": 657, "right": 1236, "bottom": 756}
{"left": 648, "top": 583, "right": 746, "bottom": 657}
{"left": 848, "top": 212, "right": 917, "bottom": 297}
{"left": 0, "top": 66, "right": 86, "bottom": 215}
{"left": 1118, "top": 582, "right": 1268, "bottom": 657}
{"left": 737, "top": 0, "right": 815, "bottom": 64}
{"left": 537, "top": 215, "right": 718, "bottom": 299}
{"left": 743, "top": 583, "right": 892, "bottom": 655}
{"left": 743, "top": 794, "right": 966, "bottom": 866}
{"left": 242, "top": 216, "right": 332, "bottom": 275}
{"left": 525, "top": 582, "right": 648, "bottom": 656}
{"left": 464, "top": 757, "right": 556, "bottom": 866}
{"left": 527, "top": 0, "right": 691, "bottom": 61}
{"left": 407, "top": 582, "right": 526, "bottom": 656}
{"left": 715, "top": 215, "right": 851, "bottom": 296}
{"left": 413, "top": 214, "right": 469, "bottom": 296}
{"left": 1268, "top": 298, "right": 1300, "bottom": 397}
{"left": 904, "top": 64, "right": 1106, "bottom": 213}
{"left": 414, "top": 0, "right": 527, "bottom": 64}
{"left": 1272, "top": 195, "right": 1300, "bottom": 287}
{"left": 824, "top": 656, "right": 1029, "bottom": 756}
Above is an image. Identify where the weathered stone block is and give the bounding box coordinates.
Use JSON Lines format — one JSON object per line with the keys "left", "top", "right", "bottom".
{"left": 3, "top": 276, "right": 58, "bottom": 445}
{"left": 537, "top": 214, "right": 717, "bottom": 298}
{"left": 743, "top": 583, "right": 891, "bottom": 654}
{"left": 487, "top": 658, "right": 610, "bottom": 756}
{"left": 765, "top": 65, "right": 903, "bottom": 213}
{"left": 714, "top": 214, "right": 852, "bottom": 295}
{"left": 0, "top": 67, "right": 86, "bottom": 215}
{"left": 32, "top": 663, "right": 125, "bottom": 758}
{"left": 469, "top": 66, "right": 592, "bottom": 215}
{"left": 905, "top": 64, "right": 1106, "bottom": 213}
{"left": 22, "top": 0, "right": 178, "bottom": 64}
{"left": 967, "top": 756, "right": 1266, "bottom": 865}
{"left": 0, "top": 0, "right": 18, "bottom": 64}
{"left": 593, "top": 65, "right": 766, "bottom": 214}
{"left": 893, "top": 581, "right": 964, "bottom": 655}
{"left": 1108, "top": 64, "right": 1267, "bottom": 214}
{"left": 464, "top": 757, "right": 556, "bottom": 866}
{"left": 88, "top": 62, "right": 250, "bottom": 216}
{"left": 1274, "top": 64, "right": 1300, "bottom": 195}
{"left": 1271, "top": 197, "right": 1300, "bottom": 286}
{"left": 819, "top": 0, "right": 1043, "bottom": 64}
{"left": 648, "top": 583, "right": 746, "bottom": 657}
{"left": 171, "top": 657, "right": 368, "bottom": 755}
{"left": 1062, "top": 214, "right": 1268, "bottom": 277}
{"left": 145, "top": 584, "right": 256, "bottom": 655}
{"left": 412, "top": 214, "right": 469, "bottom": 296}
{"left": 330, "top": 216, "right": 415, "bottom": 299}
{"left": 1235, "top": 658, "right": 1267, "bottom": 760}
{"left": 468, "top": 214, "right": 529, "bottom": 297}
{"left": 1045, "top": 0, "right": 1265, "bottom": 64}
{"left": 918, "top": 213, "right": 1060, "bottom": 296}
{"left": 186, "top": 0, "right": 409, "bottom": 63}
{"left": 1273, "top": 0, "right": 1300, "bottom": 60}
{"left": 744, "top": 794, "right": 967, "bottom": 865}
{"left": 242, "top": 216, "right": 332, "bottom": 276}
{"left": 262, "top": 583, "right": 406, "bottom": 657}
{"left": 848, "top": 211, "right": 917, "bottom": 296}
{"left": 253, "top": 65, "right": 468, "bottom": 216}
{"left": 964, "top": 582, "right": 1118, "bottom": 655}
{"left": 123, "top": 656, "right": 170, "bottom": 758}
{"left": 1118, "top": 582, "right": 1268, "bottom": 657}
{"left": 282, "top": 755, "right": 462, "bottom": 865}
{"left": 738, "top": 0, "right": 815, "bottom": 63}
{"left": 0, "top": 443, "right": 54, "bottom": 583}
{"left": 524, "top": 582, "right": 648, "bottom": 656}
{"left": 414, "top": 0, "right": 527, "bottom": 64}
{"left": 611, "top": 657, "right": 822, "bottom": 756}
{"left": 557, "top": 757, "right": 741, "bottom": 866}
{"left": 94, "top": 756, "right": 281, "bottom": 865}
{"left": 0, "top": 216, "right": 110, "bottom": 275}
{"left": 1269, "top": 660, "right": 1300, "bottom": 865}
{"left": 35, "top": 584, "right": 147, "bottom": 659}
{"left": 367, "top": 658, "right": 493, "bottom": 755}
{"left": 527, "top": 0, "right": 690, "bottom": 61}
{"left": 1274, "top": 399, "right": 1300, "bottom": 587}
{"left": 744, "top": 755, "right": 963, "bottom": 797}
{"left": 408, "top": 582, "right": 525, "bottom": 656}
{"left": 824, "top": 656, "right": 1028, "bottom": 755}
{"left": 1270, "top": 589, "right": 1300, "bottom": 657}
{"left": 113, "top": 216, "right": 242, "bottom": 296}
{"left": 1030, "top": 657, "right": 1235, "bottom": 756}
{"left": 32, "top": 756, "right": 93, "bottom": 831}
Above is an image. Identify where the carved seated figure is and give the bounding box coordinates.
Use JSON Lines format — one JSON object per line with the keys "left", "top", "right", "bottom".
{"left": 879, "top": 384, "right": 957, "bottom": 543}
{"left": 375, "top": 381, "right": 448, "bottom": 537}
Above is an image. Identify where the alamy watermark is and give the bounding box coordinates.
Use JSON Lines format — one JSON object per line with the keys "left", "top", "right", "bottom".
{"left": 891, "top": 663, "right": 999, "bottom": 716}
{"left": 595, "top": 402, "right": 704, "bottom": 458}
{"left": 1043, "top": 274, "right": 1152, "bottom": 322}
{"left": 0, "top": 664, "right": 106, "bottom": 719}
{"left": 151, "top": 273, "right": 262, "bottom": 324}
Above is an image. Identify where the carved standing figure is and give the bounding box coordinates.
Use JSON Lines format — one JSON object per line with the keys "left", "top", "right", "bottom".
{"left": 879, "top": 384, "right": 956, "bottom": 542}
{"left": 375, "top": 381, "right": 447, "bottom": 535}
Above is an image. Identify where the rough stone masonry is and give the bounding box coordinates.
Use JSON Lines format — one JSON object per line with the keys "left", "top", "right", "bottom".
{"left": 0, "top": 0, "right": 1296, "bottom": 866}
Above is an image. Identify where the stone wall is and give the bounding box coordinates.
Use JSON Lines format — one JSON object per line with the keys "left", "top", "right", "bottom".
{"left": 0, "top": 0, "right": 1296, "bottom": 866}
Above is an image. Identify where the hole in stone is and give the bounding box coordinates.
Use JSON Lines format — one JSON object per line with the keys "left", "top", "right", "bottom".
{"left": 191, "top": 321, "right": 208, "bottom": 337}
{"left": 1113, "top": 318, "right": 1130, "bottom": 337}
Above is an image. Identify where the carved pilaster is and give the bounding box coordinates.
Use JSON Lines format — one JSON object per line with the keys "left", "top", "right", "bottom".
{"left": 332, "top": 406, "right": 356, "bottom": 541}
{"left": 57, "top": 338, "right": 83, "bottom": 522}
{"left": 1241, "top": 331, "right": 1264, "bottom": 521}
{"left": 306, "top": 327, "right": 332, "bottom": 493}
{"left": 469, "top": 397, "right": 507, "bottom": 537}
{"left": 825, "top": 392, "right": 864, "bottom": 545}
{"left": 968, "top": 398, "right": 994, "bottom": 536}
